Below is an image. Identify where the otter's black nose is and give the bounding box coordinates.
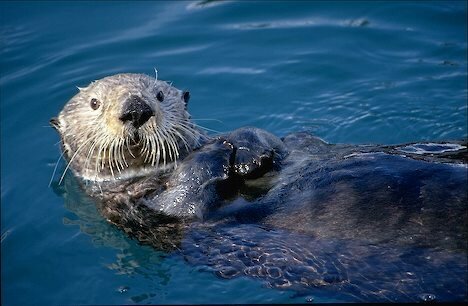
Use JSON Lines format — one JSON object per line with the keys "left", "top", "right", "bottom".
{"left": 119, "top": 95, "right": 154, "bottom": 128}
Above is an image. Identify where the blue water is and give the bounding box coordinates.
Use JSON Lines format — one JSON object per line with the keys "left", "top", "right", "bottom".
{"left": 1, "top": 1, "right": 466, "bottom": 304}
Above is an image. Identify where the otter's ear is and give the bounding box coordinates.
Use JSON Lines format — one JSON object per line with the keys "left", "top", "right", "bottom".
{"left": 49, "top": 117, "right": 60, "bottom": 131}
{"left": 183, "top": 91, "right": 190, "bottom": 107}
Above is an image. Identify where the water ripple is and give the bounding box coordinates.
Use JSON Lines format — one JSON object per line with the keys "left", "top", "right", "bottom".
{"left": 223, "top": 17, "right": 376, "bottom": 31}
{"left": 198, "top": 67, "right": 266, "bottom": 75}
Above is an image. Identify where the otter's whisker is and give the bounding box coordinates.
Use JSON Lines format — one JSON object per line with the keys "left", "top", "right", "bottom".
{"left": 166, "top": 117, "right": 202, "bottom": 139}
{"left": 141, "top": 130, "right": 151, "bottom": 163}
{"left": 167, "top": 131, "right": 180, "bottom": 159}
{"left": 160, "top": 127, "right": 175, "bottom": 162}
{"left": 84, "top": 138, "right": 99, "bottom": 177}
{"left": 146, "top": 140, "right": 154, "bottom": 165}
{"left": 95, "top": 136, "right": 109, "bottom": 174}
{"left": 163, "top": 128, "right": 178, "bottom": 164}
{"left": 156, "top": 129, "right": 165, "bottom": 167}
{"left": 108, "top": 137, "right": 118, "bottom": 176}
{"left": 116, "top": 137, "right": 125, "bottom": 171}
{"left": 192, "top": 118, "right": 225, "bottom": 124}
{"left": 59, "top": 135, "right": 97, "bottom": 185}
{"left": 49, "top": 150, "right": 66, "bottom": 187}
{"left": 172, "top": 129, "right": 191, "bottom": 153}
{"left": 120, "top": 138, "right": 127, "bottom": 169}
{"left": 94, "top": 139, "right": 102, "bottom": 178}
{"left": 175, "top": 123, "right": 204, "bottom": 147}
{"left": 113, "top": 137, "right": 123, "bottom": 174}
{"left": 104, "top": 136, "right": 114, "bottom": 175}
{"left": 148, "top": 134, "right": 155, "bottom": 166}
{"left": 170, "top": 134, "right": 180, "bottom": 168}
{"left": 163, "top": 118, "right": 186, "bottom": 154}
{"left": 153, "top": 68, "right": 158, "bottom": 84}
{"left": 154, "top": 132, "right": 161, "bottom": 168}
{"left": 125, "top": 136, "right": 136, "bottom": 159}
{"left": 169, "top": 126, "right": 193, "bottom": 152}
{"left": 108, "top": 138, "right": 116, "bottom": 179}
{"left": 192, "top": 123, "right": 221, "bottom": 134}
{"left": 163, "top": 131, "right": 177, "bottom": 167}
{"left": 113, "top": 137, "right": 123, "bottom": 173}
{"left": 149, "top": 131, "right": 157, "bottom": 167}
{"left": 121, "top": 137, "right": 129, "bottom": 168}
{"left": 101, "top": 138, "right": 110, "bottom": 171}
{"left": 80, "top": 119, "right": 103, "bottom": 178}
{"left": 171, "top": 115, "right": 219, "bottom": 135}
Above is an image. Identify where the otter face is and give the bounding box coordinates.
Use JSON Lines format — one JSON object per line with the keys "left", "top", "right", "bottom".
{"left": 51, "top": 73, "right": 202, "bottom": 182}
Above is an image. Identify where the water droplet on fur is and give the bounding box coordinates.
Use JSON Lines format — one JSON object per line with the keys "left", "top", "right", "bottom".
{"left": 117, "top": 286, "right": 129, "bottom": 293}
{"left": 306, "top": 296, "right": 314, "bottom": 303}
{"left": 418, "top": 293, "right": 436, "bottom": 302}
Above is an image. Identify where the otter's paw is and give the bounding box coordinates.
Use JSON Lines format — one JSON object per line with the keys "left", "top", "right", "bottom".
{"left": 233, "top": 144, "right": 280, "bottom": 179}
{"left": 225, "top": 127, "right": 287, "bottom": 179}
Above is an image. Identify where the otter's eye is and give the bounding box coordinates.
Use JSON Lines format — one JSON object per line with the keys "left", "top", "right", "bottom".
{"left": 90, "top": 98, "right": 101, "bottom": 110}
{"left": 156, "top": 91, "right": 164, "bottom": 102}
{"left": 183, "top": 91, "right": 190, "bottom": 105}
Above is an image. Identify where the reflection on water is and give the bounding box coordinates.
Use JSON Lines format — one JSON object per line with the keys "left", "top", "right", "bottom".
{"left": 53, "top": 174, "right": 178, "bottom": 304}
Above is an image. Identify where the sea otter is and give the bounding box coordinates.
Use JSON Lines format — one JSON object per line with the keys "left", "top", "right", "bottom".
{"left": 51, "top": 73, "right": 467, "bottom": 302}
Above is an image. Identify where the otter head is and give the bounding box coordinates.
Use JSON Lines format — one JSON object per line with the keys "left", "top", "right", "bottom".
{"left": 51, "top": 73, "right": 202, "bottom": 182}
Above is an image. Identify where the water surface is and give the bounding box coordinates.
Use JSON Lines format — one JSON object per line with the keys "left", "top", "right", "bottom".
{"left": 1, "top": 1, "right": 467, "bottom": 304}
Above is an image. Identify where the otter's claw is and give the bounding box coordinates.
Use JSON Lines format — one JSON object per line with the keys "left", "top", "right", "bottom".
{"left": 233, "top": 146, "right": 275, "bottom": 178}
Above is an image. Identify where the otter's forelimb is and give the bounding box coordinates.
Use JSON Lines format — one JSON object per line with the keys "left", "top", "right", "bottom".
{"left": 144, "top": 127, "right": 288, "bottom": 220}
